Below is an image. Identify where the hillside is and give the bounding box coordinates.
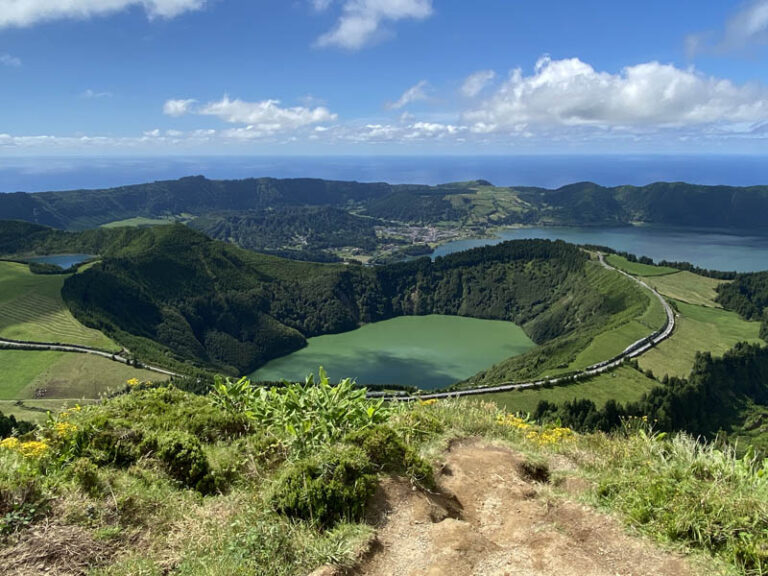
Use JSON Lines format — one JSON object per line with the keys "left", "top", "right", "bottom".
{"left": 59, "top": 225, "right": 649, "bottom": 379}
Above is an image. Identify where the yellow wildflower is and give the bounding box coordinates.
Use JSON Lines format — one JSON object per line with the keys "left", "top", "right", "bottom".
{"left": 18, "top": 441, "right": 49, "bottom": 459}
{"left": 526, "top": 427, "right": 574, "bottom": 446}
{"left": 54, "top": 421, "right": 78, "bottom": 439}
{"left": 419, "top": 399, "right": 438, "bottom": 406}
{"left": 0, "top": 437, "right": 20, "bottom": 451}
{"left": 496, "top": 414, "right": 531, "bottom": 430}
{"left": 126, "top": 378, "right": 141, "bottom": 388}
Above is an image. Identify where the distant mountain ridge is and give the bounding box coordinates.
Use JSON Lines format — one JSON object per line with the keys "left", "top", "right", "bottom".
{"left": 2, "top": 176, "right": 768, "bottom": 230}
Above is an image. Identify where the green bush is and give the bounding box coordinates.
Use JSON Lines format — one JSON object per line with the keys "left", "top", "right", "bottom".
{"left": 271, "top": 446, "right": 377, "bottom": 529}
{"left": 346, "top": 425, "right": 434, "bottom": 489}
{"left": 149, "top": 431, "right": 215, "bottom": 494}
{"left": 75, "top": 415, "right": 143, "bottom": 466}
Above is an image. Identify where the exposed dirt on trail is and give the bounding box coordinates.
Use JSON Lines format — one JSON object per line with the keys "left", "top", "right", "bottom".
{"left": 355, "top": 439, "right": 698, "bottom": 576}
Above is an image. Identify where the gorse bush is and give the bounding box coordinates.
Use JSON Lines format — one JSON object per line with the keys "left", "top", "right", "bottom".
{"left": 212, "top": 368, "right": 388, "bottom": 453}
{"left": 148, "top": 431, "right": 216, "bottom": 494}
{"left": 270, "top": 445, "right": 377, "bottom": 529}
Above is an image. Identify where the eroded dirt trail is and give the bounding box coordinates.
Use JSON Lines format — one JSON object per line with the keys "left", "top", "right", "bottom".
{"left": 357, "top": 439, "right": 696, "bottom": 576}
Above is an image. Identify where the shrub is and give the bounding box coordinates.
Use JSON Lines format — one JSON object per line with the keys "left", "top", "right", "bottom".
{"left": 271, "top": 446, "right": 377, "bottom": 529}
{"left": 71, "top": 458, "right": 103, "bottom": 497}
{"left": 149, "top": 431, "right": 215, "bottom": 494}
{"left": 346, "top": 425, "right": 434, "bottom": 489}
{"left": 75, "top": 415, "right": 143, "bottom": 466}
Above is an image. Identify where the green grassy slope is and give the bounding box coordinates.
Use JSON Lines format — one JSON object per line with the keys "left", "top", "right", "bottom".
{"left": 639, "top": 301, "right": 763, "bottom": 379}
{"left": 642, "top": 271, "right": 725, "bottom": 307}
{"left": 484, "top": 365, "right": 659, "bottom": 414}
{"left": 0, "top": 261, "right": 118, "bottom": 350}
{"left": 0, "top": 349, "right": 167, "bottom": 401}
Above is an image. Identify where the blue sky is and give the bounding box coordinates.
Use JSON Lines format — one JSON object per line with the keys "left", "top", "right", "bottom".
{"left": 2, "top": 0, "right": 768, "bottom": 155}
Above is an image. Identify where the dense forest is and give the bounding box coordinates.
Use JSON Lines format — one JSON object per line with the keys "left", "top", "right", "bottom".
{"left": 59, "top": 224, "right": 645, "bottom": 376}
{"left": 3, "top": 176, "right": 768, "bottom": 233}
{"left": 717, "top": 271, "right": 768, "bottom": 340}
{"left": 189, "top": 206, "right": 379, "bottom": 255}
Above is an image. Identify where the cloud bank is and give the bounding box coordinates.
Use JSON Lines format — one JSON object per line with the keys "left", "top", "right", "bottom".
{"left": 464, "top": 56, "right": 768, "bottom": 133}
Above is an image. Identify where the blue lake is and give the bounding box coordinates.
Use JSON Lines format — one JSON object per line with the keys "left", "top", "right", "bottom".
{"left": 25, "top": 254, "right": 95, "bottom": 269}
{"left": 432, "top": 226, "right": 768, "bottom": 273}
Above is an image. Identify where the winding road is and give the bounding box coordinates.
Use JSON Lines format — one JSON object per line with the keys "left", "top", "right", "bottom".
{"left": 371, "top": 253, "right": 676, "bottom": 401}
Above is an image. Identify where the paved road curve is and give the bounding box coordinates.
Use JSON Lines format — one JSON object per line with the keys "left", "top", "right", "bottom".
{"left": 372, "top": 253, "right": 676, "bottom": 401}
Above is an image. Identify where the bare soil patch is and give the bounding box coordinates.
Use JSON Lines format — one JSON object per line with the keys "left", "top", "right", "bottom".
{"left": 356, "top": 439, "right": 698, "bottom": 576}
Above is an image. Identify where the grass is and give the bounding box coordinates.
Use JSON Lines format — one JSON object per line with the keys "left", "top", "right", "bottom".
{"left": 641, "top": 271, "right": 726, "bottom": 308}
{"left": 639, "top": 300, "right": 764, "bottom": 379}
{"left": 0, "top": 261, "right": 118, "bottom": 351}
{"left": 605, "top": 253, "right": 678, "bottom": 276}
{"left": 0, "top": 349, "right": 166, "bottom": 401}
{"left": 484, "top": 365, "right": 660, "bottom": 414}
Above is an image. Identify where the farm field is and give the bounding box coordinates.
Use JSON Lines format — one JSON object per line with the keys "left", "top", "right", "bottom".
{"left": 605, "top": 253, "right": 678, "bottom": 276}
{"left": 484, "top": 365, "right": 659, "bottom": 414}
{"left": 638, "top": 300, "right": 763, "bottom": 379}
{"left": 0, "top": 261, "right": 118, "bottom": 350}
{"left": 0, "top": 349, "right": 167, "bottom": 401}
{"left": 640, "top": 270, "right": 725, "bottom": 308}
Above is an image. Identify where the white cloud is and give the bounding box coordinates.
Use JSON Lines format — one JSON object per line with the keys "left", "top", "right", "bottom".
{"left": 163, "top": 98, "right": 197, "bottom": 117}
{"left": 198, "top": 96, "right": 338, "bottom": 132}
{"left": 0, "top": 53, "right": 21, "bottom": 67}
{"left": 688, "top": 0, "right": 768, "bottom": 56}
{"left": 464, "top": 56, "right": 768, "bottom": 133}
{"left": 316, "top": 0, "right": 433, "bottom": 50}
{"left": 81, "top": 89, "right": 112, "bottom": 99}
{"left": 387, "top": 80, "right": 429, "bottom": 109}
{"left": 462, "top": 70, "right": 496, "bottom": 98}
{"left": 0, "top": 0, "right": 205, "bottom": 28}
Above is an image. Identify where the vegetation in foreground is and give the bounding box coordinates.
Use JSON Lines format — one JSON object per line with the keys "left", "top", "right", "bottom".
{"left": 0, "top": 368, "right": 766, "bottom": 575}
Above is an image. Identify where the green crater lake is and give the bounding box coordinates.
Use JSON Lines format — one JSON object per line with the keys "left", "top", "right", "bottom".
{"left": 252, "top": 315, "right": 536, "bottom": 390}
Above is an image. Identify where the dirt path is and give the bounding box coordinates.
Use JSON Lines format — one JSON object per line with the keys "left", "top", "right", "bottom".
{"left": 355, "top": 439, "right": 697, "bottom": 576}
